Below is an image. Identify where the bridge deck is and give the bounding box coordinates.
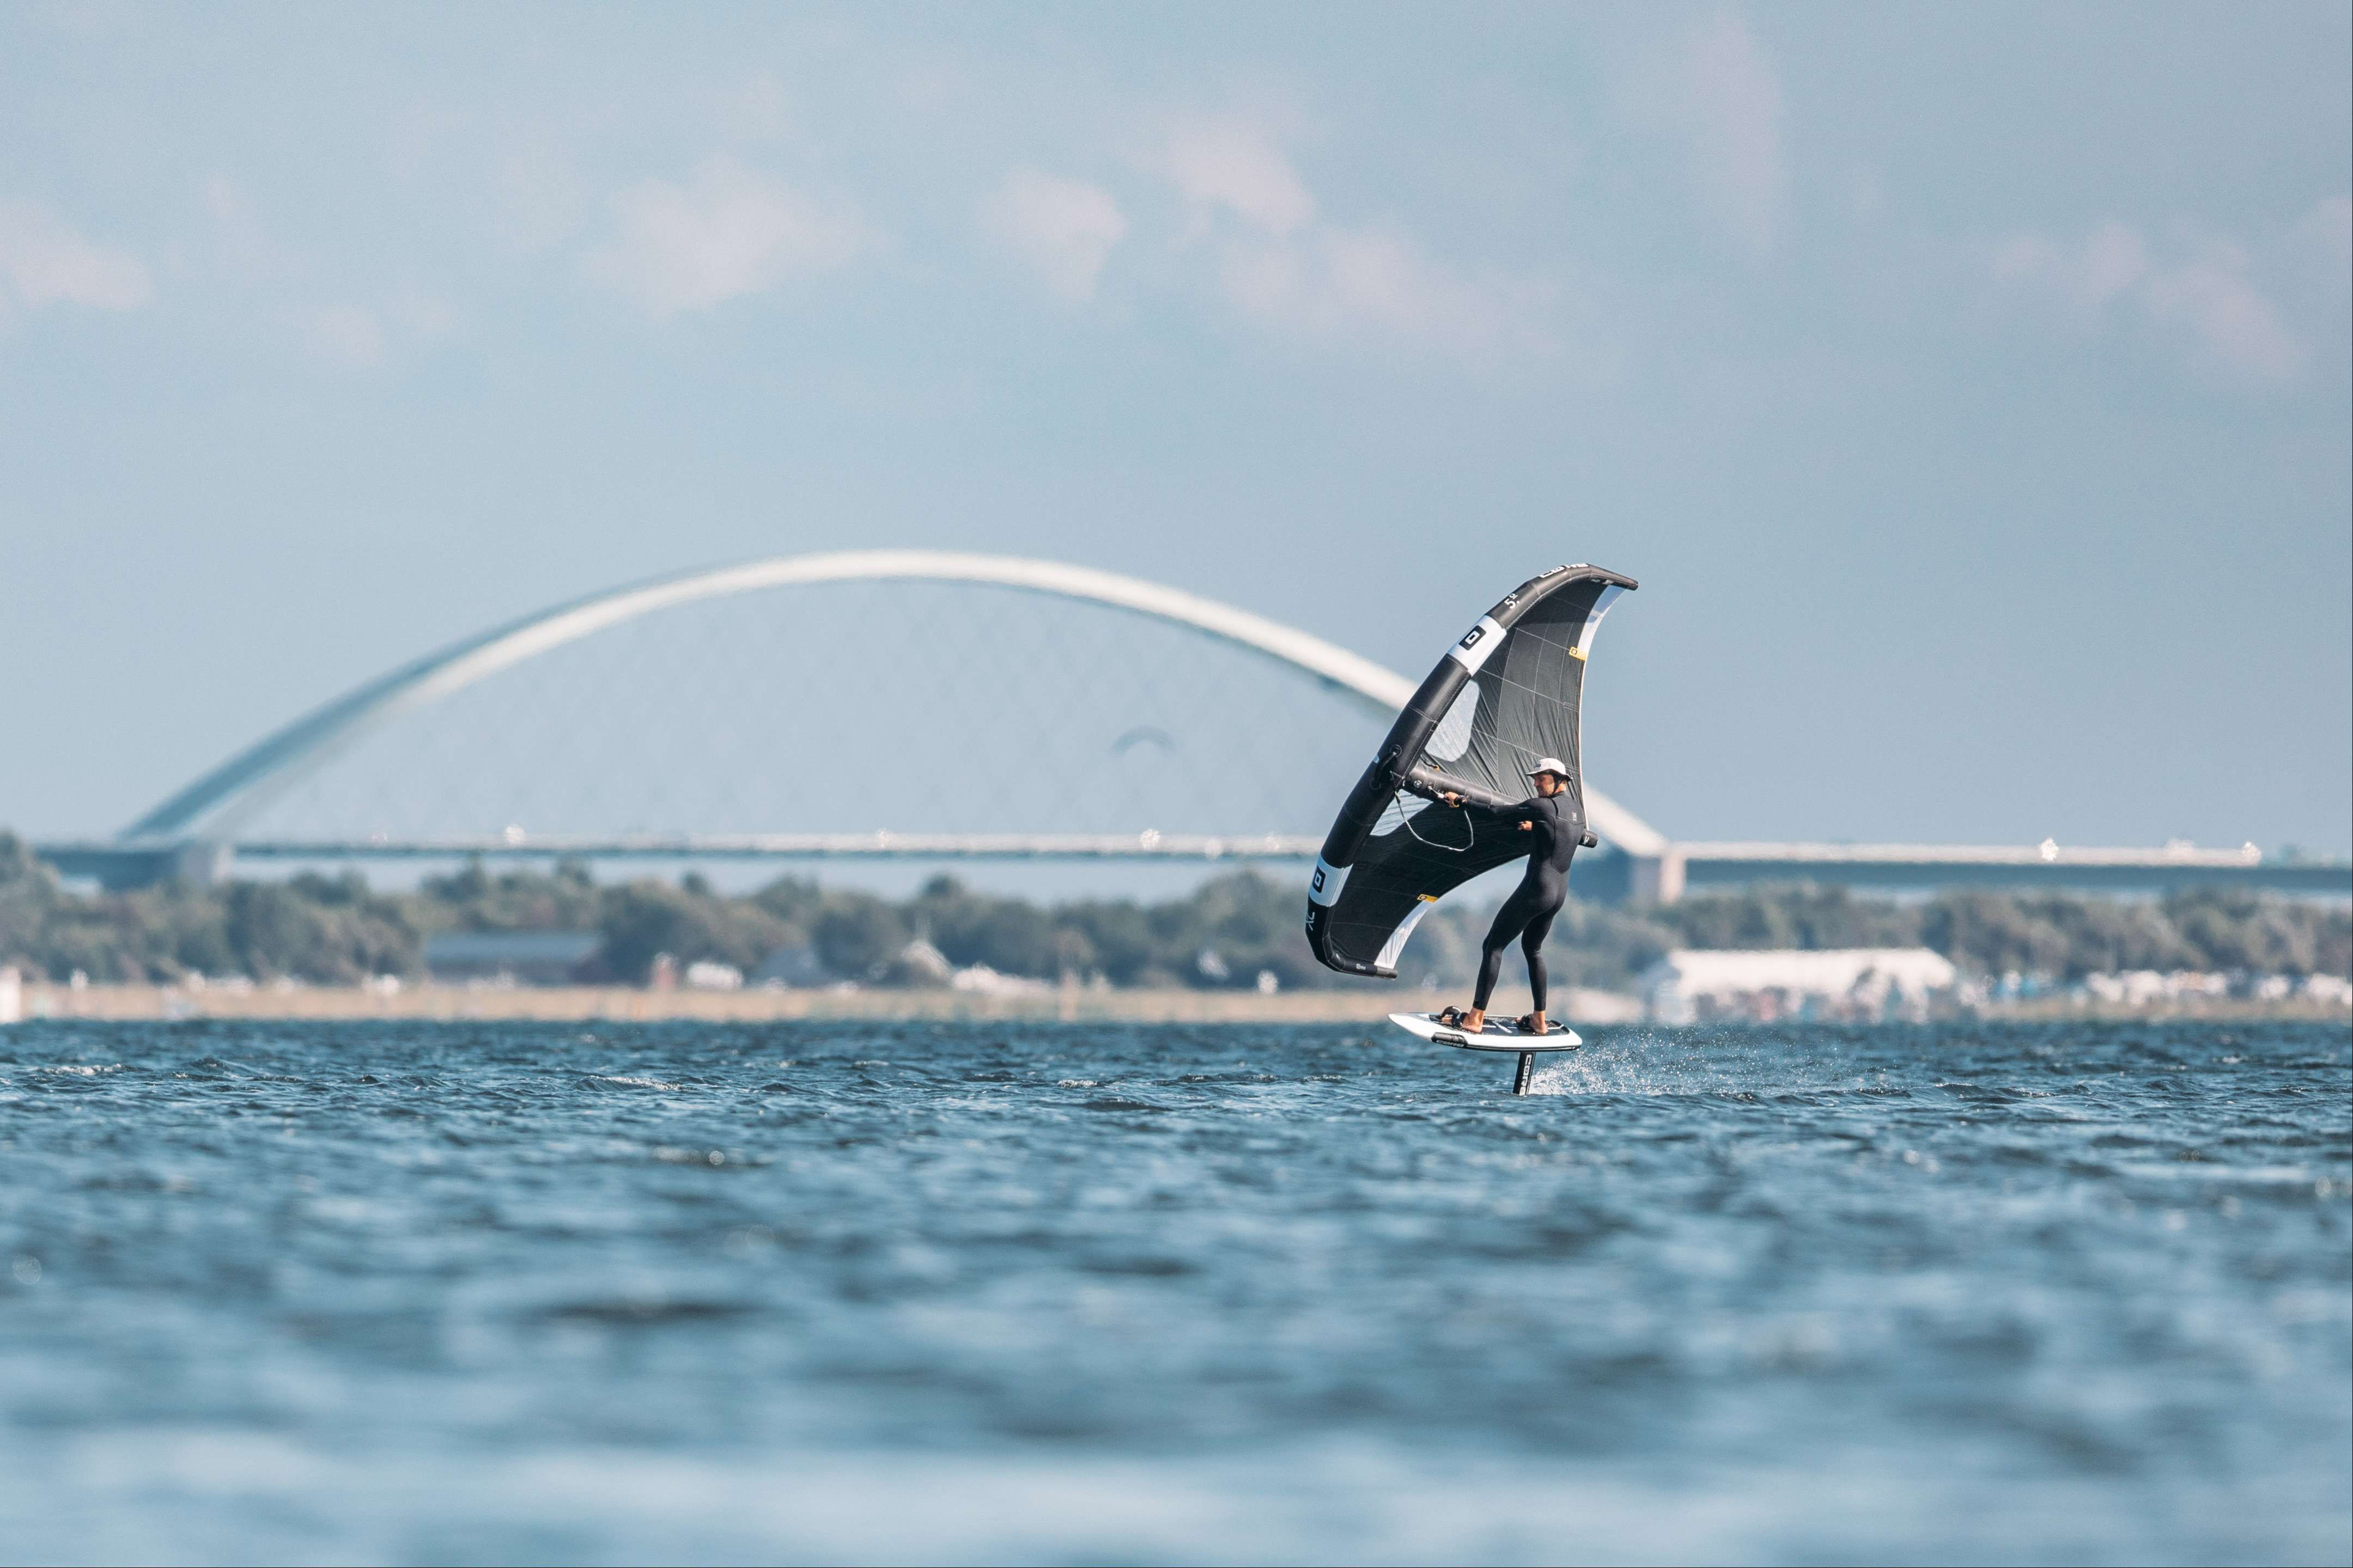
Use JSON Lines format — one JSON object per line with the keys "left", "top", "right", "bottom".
{"left": 33, "top": 835, "right": 2351, "bottom": 899}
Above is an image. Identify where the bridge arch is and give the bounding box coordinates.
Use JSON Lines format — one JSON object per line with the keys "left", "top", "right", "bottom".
{"left": 122, "top": 550, "right": 1662, "bottom": 854}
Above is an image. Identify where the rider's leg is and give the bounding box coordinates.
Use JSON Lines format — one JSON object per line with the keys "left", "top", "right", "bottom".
{"left": 1518, "top": 907, "right": 1557, "bottom": 1034}
{"left": 1466, "top": 937, "right": 1509, "bottom": 1032}
{"left": 1467, "top": 890, "right": 1533, "bottom": 1032}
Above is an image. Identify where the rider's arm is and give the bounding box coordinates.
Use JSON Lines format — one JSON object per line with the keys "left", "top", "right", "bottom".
{"left": 1402, "top": 767, "right": 1517, "bottom": 813}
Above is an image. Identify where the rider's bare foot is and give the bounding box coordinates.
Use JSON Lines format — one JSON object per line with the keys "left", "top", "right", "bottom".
{"left": 1462, "top": 1008, "right": 1487, "bottom": 1034}
{"left": 1518, "top": 1012, "right": 1548, "bottom": 1036}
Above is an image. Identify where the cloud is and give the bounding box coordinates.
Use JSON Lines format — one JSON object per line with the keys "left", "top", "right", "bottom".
{"left": 1621, "top": 9, "right": 1788, "bottom": 259}
{"left": 303, "top": 292, "right": 454, "bottom": 370}
{"left": 2138, "top": 242, "right": 2301, "bottom": 380}
{"left": 984, "top": 169, "right": 1126, "bottom": 301}
{"left": 1994, "top": 221, "right": 2302, "bottom": 381}
{"left": 1151, "top": 117, "right": 1539, "bottom": 354}
{"left": 1220, "top": 224, "right": 1531, "bottom": 350}
{"left": 1992, "top": 222, "right": 2147, "bottom": 310}
{"left": 585, "top": 160, "right": 866, "bottom": 318}
{"left": 1161, "top": 117, "right": 1315, "bottom": 236}
{"left": 0, "top": 197, "right": 153, "bottom": 315}
{"left": 2298, "top": 195, "right": 2351, "bottom": 269}
{"left": 307, "top": 304, "right": 388, "bottom": 367}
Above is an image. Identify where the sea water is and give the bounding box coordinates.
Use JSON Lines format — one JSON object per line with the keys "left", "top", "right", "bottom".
{"left": 0, "top": 1019, "right": 2345, "bottom": 1565}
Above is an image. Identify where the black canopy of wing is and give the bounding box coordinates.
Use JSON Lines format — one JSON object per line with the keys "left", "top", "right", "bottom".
{"left": 1304, "top": 564, "right": 1635, "bottom": 977}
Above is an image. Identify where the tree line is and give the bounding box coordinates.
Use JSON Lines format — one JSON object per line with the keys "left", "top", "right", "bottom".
{"left": 1, "top": 832, "right": 2344, "bottom": 990}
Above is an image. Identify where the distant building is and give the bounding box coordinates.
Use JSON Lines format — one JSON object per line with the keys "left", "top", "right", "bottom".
{"left": 423, "top": 930, "right": 603, "bottom": 985}
{"left": 2080, "top": 970, "right": 2226, "bottom": 1007}
{"left": 2304, "top": 975, "right": 2353, "bottom": 1008}
{"left": 949, "top": 963, "right": 1053, "bottom": 998}
{"left": 750, "top": 944, "right": 829, "bottom": 987}
{"left": 2075, "top": 970, "right": 2353, "bottom": 1009}
{"left": 1640, "top": 948, "right": 1959, "bottom": 1024}
{"left": 889, "top": 938, "right": 954, "bottom": 986}
{"left": 683, "top": 960, "right": 744, "bottom": 991}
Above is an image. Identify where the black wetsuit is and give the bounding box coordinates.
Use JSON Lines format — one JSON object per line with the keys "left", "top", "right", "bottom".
{"left": 1472, "top": 793, "right": 1576, "bottom": 1016}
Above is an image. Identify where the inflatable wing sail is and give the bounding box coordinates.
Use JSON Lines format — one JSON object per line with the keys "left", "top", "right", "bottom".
{"left": 1305, "top": 564, "right": 1638, "bottom": 977}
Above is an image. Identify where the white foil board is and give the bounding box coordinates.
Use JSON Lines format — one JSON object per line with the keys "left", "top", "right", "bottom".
{"left": 1389, "top": 1012, "right": 1583, "bottom": 1053}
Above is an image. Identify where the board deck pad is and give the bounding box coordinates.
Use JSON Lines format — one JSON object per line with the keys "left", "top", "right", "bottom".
{"left": 1390, "top": 1012, "right": 1583, "bottom": 1053}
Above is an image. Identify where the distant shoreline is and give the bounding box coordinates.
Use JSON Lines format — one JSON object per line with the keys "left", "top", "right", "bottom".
{"left": 9, "top": 981, "right": 1631, "bottom": 1026}
{"left": 6, "top": 983, "right": 2343, "bottom": 1026}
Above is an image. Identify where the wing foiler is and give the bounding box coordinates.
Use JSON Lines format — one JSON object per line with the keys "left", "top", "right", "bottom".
{"left": 1305, "top": 564, "right": 1638, "bottom": 978}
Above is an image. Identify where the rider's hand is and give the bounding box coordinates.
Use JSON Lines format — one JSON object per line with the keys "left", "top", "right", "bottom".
{"left": 1518, "top": 820, "right": 1532, "bottom": 831}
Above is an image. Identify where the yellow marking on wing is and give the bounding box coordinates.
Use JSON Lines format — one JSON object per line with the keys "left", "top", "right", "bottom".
{"left": 1567, "top": 645, "right": 1587, "bottom": 660}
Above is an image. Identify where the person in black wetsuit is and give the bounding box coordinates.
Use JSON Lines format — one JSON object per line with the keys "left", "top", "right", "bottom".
{"left": 1434, "top": 757, "right": 1589, "bottom": 1036}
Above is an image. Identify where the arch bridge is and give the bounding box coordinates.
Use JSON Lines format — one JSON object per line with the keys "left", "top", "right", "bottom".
{"left": 33, "top": 551, "right": 2347, "bottom": 901}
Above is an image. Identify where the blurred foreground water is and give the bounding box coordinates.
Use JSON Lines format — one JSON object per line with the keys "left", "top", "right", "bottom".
{"left": 1, "top": 1019, "right": 2346, "bottom": 1565}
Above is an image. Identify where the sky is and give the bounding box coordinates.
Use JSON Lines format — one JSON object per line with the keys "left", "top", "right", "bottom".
{"left": 3, "top": 1, "right": 2349, "bottom": 857}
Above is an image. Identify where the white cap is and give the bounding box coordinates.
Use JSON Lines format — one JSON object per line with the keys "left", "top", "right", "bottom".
{"left": 1528, "top": 756, "right": 1570, "bottom": 779}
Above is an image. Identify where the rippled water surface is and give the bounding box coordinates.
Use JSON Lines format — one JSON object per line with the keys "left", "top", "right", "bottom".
{"left": 1, "top": 1018, "right": 2346, "bottom": 1564}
